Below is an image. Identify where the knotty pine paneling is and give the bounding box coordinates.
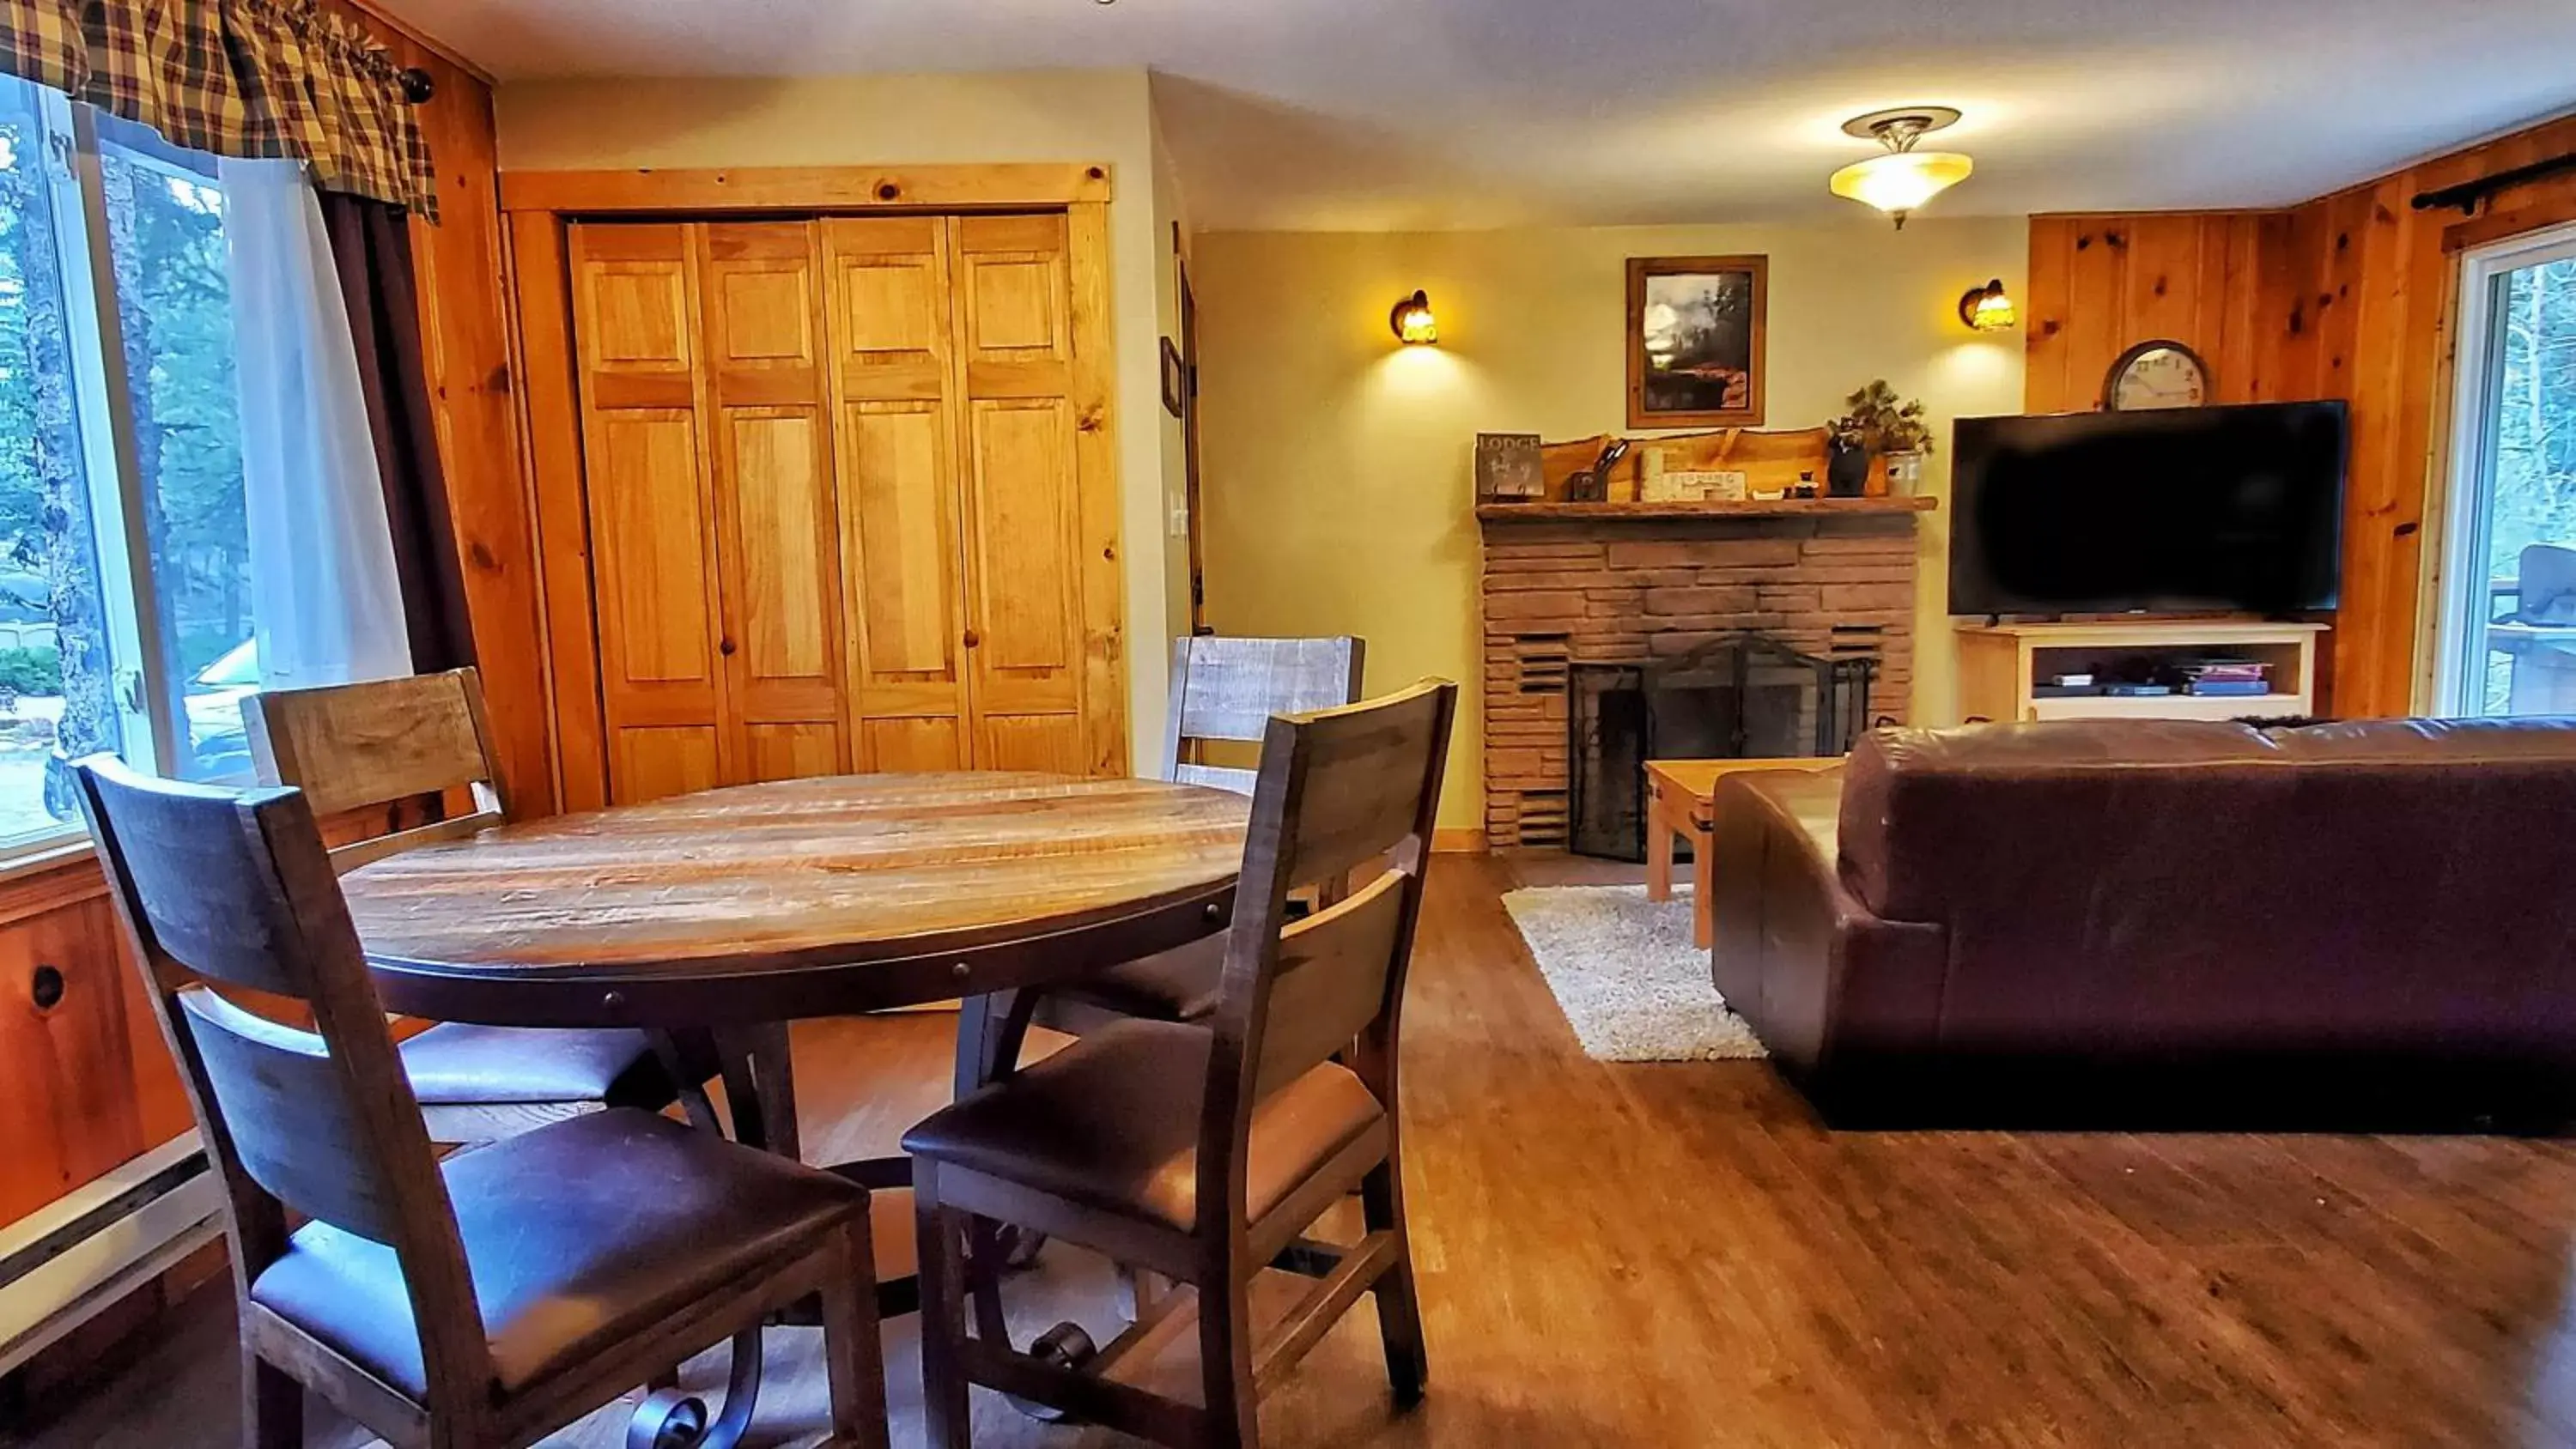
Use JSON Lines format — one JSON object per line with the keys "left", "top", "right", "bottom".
{"left": 2025, "top": 111, "right": 2576, "bottom": 718}
{"left": 2023, "top": 212, "right": 2275, "bottom": 411}
{"left": 370, "top": 25, "right": 555, "bottom": 818}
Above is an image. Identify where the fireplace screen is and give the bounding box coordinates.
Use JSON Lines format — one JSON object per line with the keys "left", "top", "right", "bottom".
{"left": 1567, "top": 634, "right": 1876, "bottom": 861}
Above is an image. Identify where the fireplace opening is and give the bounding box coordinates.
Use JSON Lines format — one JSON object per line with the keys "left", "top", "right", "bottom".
{"left": 1567, "top": 633, "right": 1877, "bottom": 861}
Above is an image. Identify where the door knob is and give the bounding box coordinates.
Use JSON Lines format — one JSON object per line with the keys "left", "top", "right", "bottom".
{"left": 963, "top": 628, "right": 982, "bottom": 649}
{"left": 719, "top": 637, "right": 737, "bottom": 657}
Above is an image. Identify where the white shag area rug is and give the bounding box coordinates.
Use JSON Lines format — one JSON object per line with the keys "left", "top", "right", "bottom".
{"left": 1498, "top": 884, "right": 1766, "bottom": 1063}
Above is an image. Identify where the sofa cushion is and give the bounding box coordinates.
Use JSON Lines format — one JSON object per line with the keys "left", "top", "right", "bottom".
{"left": 1829, "top": 717, "right": 2576, "bottom": 1064}
{"left": 1837, "top": 720, "right": 2288, "bottom": 920}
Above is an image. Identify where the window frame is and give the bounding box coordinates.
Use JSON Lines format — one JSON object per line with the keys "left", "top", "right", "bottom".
{"left": 0, "top": 81, "right": 255, "bottom": 862}
{"left": 2433, "top": 219, "right": 2576, "bottom": 717}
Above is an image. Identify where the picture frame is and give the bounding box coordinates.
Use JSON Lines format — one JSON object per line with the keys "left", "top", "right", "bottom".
{"left": 1160, "top": 336, "right": 1188, "bottom": 418}
{"left": 1625, "top": 255, "right": 1768, "bottom": 429}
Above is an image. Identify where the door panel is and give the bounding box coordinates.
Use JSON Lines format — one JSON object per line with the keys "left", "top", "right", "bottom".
{"left": 826, "top": 217, "right": 975, "bottom": 755}
{"left": 745, "top": 722, "right": 841, "bottom": 783}
{"left": 594, "top": 413, "right": 716, "bottom": 685}
{"left": 951, "top": 215, "right": 1089, "bottom": 755}
{"left": 726, "top": 411, "right": 833, "bottom": 681}
{"left": 615, "top": 724, "right": 723, "bottom": 804}
{"left": 962, "top": 398, "right": 1080, "bottom": 689}
{"left": 860, "top": 716, "right": 966, "bottom": 773}
{"left": 845, "top": 402, "right": 961, "bottom": 694}
{"left": 569, "top": 223, "right": 731, "bottom": 803}
{"left": 977, "top": 714, "right": 1086, "bottom": 775}
{"left": 699, "top": 222, "right": 848, "bottom": 777}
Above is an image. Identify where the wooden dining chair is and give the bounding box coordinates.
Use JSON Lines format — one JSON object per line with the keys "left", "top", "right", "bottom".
{"left": 73, "top": 755, "right": 890, "bottom": 1449}
{"left": 905, "top": 679, "right": 1456, "bottom": 1449}
{"left": 243, "top": 669, "right": 683, "bottom": 1143}
{"left": 1051, "top": 635, "right": 1365, "bottom": 1027}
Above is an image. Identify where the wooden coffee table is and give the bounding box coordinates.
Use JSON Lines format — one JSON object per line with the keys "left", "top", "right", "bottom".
{"left": 1645, "top": 758, "right": 1841, "bottom": 949}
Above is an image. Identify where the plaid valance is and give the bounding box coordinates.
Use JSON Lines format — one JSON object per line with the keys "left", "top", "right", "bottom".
{"left": 0, "top": 0, "right": 435, "bottom": 218}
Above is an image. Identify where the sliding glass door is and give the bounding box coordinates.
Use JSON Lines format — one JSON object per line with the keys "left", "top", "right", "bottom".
{"left": 2435, "top": 222, "right": 2576, "bottom": 717}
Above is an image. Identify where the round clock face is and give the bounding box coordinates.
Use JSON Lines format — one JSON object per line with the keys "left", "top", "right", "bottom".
{"left": 2105, "top": 342, "right": 2209, "bottom": 410}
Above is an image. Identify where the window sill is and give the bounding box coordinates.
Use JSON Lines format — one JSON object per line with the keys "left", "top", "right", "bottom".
{"left": 0, "top": 831, "right": 108, "bottom": 925}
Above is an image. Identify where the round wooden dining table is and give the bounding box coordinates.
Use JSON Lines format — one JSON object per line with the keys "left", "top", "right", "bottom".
{"left": 339, "top": 770, "right": 1249, "bottom": 1449}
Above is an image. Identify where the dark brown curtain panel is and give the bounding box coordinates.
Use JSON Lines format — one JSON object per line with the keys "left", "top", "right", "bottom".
{"left": 320, "top": 191, "right": 476, "bottom": 672}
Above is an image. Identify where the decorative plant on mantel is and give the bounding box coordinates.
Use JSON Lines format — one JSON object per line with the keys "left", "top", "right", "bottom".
{"left": 1836, "top": 379, "right": 1934, "bottom": 456}
{"left": 1831, "top": 379, "right": 1935, "bottom": 495}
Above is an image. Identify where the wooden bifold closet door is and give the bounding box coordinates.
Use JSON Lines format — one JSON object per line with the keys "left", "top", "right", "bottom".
{"left": 567, "top": 212, "right": 1099, "bottom": 803}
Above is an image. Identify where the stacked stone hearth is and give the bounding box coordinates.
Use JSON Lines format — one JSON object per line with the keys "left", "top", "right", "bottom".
{"left": 1480, "top": 512, "right": 1917, "bottom": 849}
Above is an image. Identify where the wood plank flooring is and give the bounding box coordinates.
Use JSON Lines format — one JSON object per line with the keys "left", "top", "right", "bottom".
{"left": 17, "top": 852, "right": 2576, "bottom": 1447}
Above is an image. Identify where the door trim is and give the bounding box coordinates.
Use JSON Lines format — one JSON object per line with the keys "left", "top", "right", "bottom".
{"left": 2429, "top": 218, "right": 2576, "bottom": 717}
{"left": 500, "top": 166, "right": 1129, "bottom": 808}
{"left": 499, "top": 163, "right": 1112, "bottom": 215}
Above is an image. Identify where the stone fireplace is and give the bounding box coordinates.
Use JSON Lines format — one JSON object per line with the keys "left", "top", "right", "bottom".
{"left": 1479, "top": 502, "right": 1925, "bottom": 850}
{"left": 1564, "top": 634, "right": 1878, "bottom": 858}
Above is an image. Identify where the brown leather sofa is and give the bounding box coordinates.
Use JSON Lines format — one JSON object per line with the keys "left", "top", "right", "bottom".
{"left": 1709, "top": 718, "right": 2576, "bottom": 1126}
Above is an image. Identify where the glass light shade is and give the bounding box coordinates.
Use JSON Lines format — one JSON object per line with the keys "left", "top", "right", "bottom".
{"left": 1389, "top": 290, "right": 1439, "bottom": 345}
{"left": 1961, "top": 282, "right": 2017, "bottom": 331}
{"left": 1828, "top": 150, "right": 1974, "bottom": 216}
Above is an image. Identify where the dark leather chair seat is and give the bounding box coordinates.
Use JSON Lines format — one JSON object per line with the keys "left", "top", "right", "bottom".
{"left": 398, "top": 1023, "right": 670, "bottom": 1106}
{"left": 1060, "top": 937, "right": 1224, "bottom": 1022}
{"left": 902, "top": 1018, "right": 1383, "bottom": 1231}
{"left": 250, "top": 1109, "right": 864, "bottom": 1396}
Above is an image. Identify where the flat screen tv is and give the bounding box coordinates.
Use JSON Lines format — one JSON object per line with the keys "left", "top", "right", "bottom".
{"left": 1947, "top": 401, "right": 2348, "bottom": 616}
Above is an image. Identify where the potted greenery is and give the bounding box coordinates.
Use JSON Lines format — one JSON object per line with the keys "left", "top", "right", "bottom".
{"left": 1832, "top": 380, "right": 1935, "bottom": 495}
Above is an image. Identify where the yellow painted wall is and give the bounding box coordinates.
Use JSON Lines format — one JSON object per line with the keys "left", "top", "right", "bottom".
{"left": 495, "top": 69, "right": 1182, "bottom": 767}
{"left": 1193, "top": 219, "right": 2027, "bottom": 829}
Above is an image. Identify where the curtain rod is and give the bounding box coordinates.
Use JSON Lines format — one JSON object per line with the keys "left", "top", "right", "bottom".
{"left": 2410, "top": 150, "right": 2576, "bottom": 215}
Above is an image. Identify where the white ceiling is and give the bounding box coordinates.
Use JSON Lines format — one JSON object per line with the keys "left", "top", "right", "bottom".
{"left": 397, "top": 0, "right": 2576, "bottom": 230}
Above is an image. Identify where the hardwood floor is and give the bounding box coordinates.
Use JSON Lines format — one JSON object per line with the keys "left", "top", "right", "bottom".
{"left": 19, "top": 852, "right": 2576, "bottom": 1447}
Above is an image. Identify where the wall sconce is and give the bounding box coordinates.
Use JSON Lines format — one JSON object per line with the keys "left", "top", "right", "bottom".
{"left": 1959, "top": 278, "right": 2017, "bottom": 331}
{"left": 1389, "top": 290, "right": 1438, "bottom": 345}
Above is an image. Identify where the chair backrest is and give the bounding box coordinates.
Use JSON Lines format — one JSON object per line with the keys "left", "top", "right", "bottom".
{"left": 242, "top": 668, "right": 505, "bottom": 871}
{"left": 2523, "top": 543, "right": 2576, "bottom": 624}
{"left": 1163, "top": 636, "right": 1365, "bottom": 796}
{"left": 73, "top": 756, "right": 488, "bottom": 1395}
{"left": 1198, "top": 681, "right": 1456, "bottom": 1229}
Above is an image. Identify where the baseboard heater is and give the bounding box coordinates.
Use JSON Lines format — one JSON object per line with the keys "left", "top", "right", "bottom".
{"left": 0, "top": 1135, "right": 224, "bottom": 1376}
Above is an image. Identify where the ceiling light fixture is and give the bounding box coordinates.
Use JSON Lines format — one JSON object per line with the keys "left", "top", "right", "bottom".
{"left": 1959, "top": 278, "right": 2017, "bottom": 331}
{"left": 1389, "top": 290, "right": 1438, "bottom": 345}
{"left": 1829, "top": 106, "right": 1972, "bottom": 230}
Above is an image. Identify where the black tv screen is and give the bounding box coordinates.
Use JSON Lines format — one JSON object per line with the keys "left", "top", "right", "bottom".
{"left": 1948, "top": 402, "right": 2348, "bottom": 616}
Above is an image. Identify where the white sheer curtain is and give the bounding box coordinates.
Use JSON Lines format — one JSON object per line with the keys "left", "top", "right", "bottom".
{"left": 218, "top": 157, "right": 411, "bottom": 688}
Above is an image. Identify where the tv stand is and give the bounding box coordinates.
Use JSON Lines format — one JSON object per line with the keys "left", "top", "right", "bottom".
{"left": 1955, "top": 618, "right": 2328, "bottom": 724}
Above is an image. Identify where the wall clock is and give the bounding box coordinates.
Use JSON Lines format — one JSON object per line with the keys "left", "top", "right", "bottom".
{"left": 2103, "top": 339, "right": 2210, "bottom": 410}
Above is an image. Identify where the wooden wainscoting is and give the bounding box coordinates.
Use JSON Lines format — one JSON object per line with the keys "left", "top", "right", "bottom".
{"left": 2024, "top": 112, "right": 2576, "bottom": 718}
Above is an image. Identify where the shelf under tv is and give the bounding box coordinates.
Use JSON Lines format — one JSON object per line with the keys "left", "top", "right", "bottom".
{"left": 1955, "top": 618, "right": 2329, "bottom": 724}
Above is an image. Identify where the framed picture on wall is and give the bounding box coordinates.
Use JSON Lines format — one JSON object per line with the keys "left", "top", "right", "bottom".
{"left": 1625, "top": 255, "right": 1768, "bottom": 429}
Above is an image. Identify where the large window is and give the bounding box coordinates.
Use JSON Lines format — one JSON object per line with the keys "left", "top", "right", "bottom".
{"left": 2435, "top": 221, "right": 2576, "bottom": 717}
{"left": 0, "top": 73, "right": 256, "bottom": 849}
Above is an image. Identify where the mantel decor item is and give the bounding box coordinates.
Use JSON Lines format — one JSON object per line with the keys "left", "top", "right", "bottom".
{"left": 1475, "top": 433, "right": 1546, "bottom": 503}
{"left": 1833, "top": 380, "right": 1934, "bottom": 496}
{"left": 1626, "top": 255, "right": 1768, "bottom": 430}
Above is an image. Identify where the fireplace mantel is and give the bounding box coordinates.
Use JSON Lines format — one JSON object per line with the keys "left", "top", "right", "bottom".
{"left": 1478, "top": 503, "right": 1924, "bottom": 850}
{"left": 1475, "top": 496, "right": 1937, "bottom": 524}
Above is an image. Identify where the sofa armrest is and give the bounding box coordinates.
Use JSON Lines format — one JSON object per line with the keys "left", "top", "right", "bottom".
{"left": 1710, "top": 771, "right": 1947, "bottom": 1083}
